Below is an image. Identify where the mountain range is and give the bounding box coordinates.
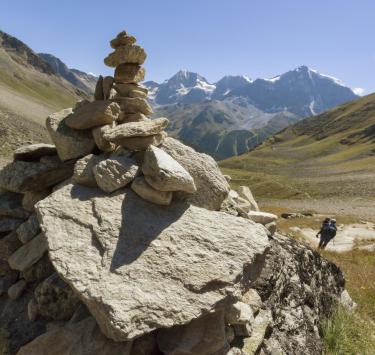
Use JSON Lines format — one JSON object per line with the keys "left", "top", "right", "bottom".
{"left": 145, "top": 68, "right": 358, "bottom": 158}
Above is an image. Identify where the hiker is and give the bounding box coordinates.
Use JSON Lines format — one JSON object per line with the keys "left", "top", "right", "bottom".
{"left": 316, "top": 217, "right": 335, "bottom": 249}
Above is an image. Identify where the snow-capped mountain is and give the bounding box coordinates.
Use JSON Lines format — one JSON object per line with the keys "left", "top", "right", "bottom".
{"left": 144, "top": 66, "right": 358, "bottom": 117}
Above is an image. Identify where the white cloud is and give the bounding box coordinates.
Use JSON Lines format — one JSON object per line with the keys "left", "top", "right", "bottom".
{"left": 352, "top": 87, "right": 365, "bottom": 96}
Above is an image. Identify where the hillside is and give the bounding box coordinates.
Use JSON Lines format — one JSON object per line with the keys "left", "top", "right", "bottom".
{"left": 220, "top": 93, "right": 375, "bottom": 201}
{"left": 0, "top": 30, "right": 88, "bottom": 157}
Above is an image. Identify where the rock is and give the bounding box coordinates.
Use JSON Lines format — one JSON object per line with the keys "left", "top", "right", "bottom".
{"left": 265, "top": 222, "right": 277, "bottom": 236}
{"left": 236, "top": 186, "right": 259, "bottom": 212}
{"left": 94, "top": 75, "right": 104, "bottom": 100}
{"left": 0, "top": 218, "right": 24, "bottom": 234}
{"left": 0, "top": 231, "right": 22, "bottom": 261}
{"left": 16, "top": 214, "right": 40, "bottom": 244}
{"left": 340, "top": 290, "right": 357, "bottom": 312}
{"left": 22, "top": 190, "right": 51, "bottom": 213}
{"left": 8, "top": 279, "right": 26, "bottom": 300}
{"left": 65, "top": 101, "right": 120, "bottom": 130}
{"left": 36, "top": 183, "right": 269, "bottom": 341}
{"left": 114, "top": 83, "right": 148, "bottom": 97}
{"left": 93, "top": 156, "right": 139, "bottom": 193}
{"left": 111, "top": 31, "right": 137, "bottom": 48}
{"left": 104, "top": 44, "right": 147, "bottom": 67}
{"left": 131, "top": 176, "right": 173, "bottom": 205}
{"left": 112, "top": 133, "right": 166, "bottom": 151}
{"left": 235, "top": 196, "right": 253, "bottom": 214}
{"left": 225, "top": 302, "right": 254, "bottom": 325}
{"left": 8, "top": 233, "right": 48, "bottom": 272}
{"left": 130, "top": 332, "right": 159, "bottom": 355}
{"left": 226, "top": 325, "right": 235, "bottom": 344}
{"left": 224, "top": 175, "right": 231, "bottom": 182}
{"left": 252, "top": 234, "right": 345, "bottom": 354}
{"left": 142, "top": 145, "right": 196, "bottom": 193}
{"left": 232, "top": 323, "right": 252, "bottom": 337}
{"left": 46, "top": 108, "right": 96, "bottom": 161}
{"left": 161, "top": 137, "right": 230, "bottom": 210}
{"left": 21, "top": 254, "right": 55, "bottom": 283}
{"left": 0, "top": 191, "right": 29, "bottom": 219}
{"left": 75, "top": 99, "right": 90, "bottom": 110}
{"left": 241, "top": 309, "right": 272, "bottom": 354}
{"left": 116, "top": 97, "right": 153, "bottom": 115}
{"left": 34, "top": 273, "right": 80, "bottom": 321}
{"left": 119, "top": 112, "right": 149, "bottom": 124}
{"left": 247, "top": 211, "right": 277, "bottom": 225}
{"left": 72, "top": 154, "right": 104, "bottom": 188}
{"left": 103, "top": 76, "right": 115, "bottom": 100}
{"left": 157, "top": 311, "right": 229, "bottom": 355}
{"left": 127, "top": 89, "right": 148, "bottom": 99}
{"left": 0, "top": 160, "right": 74, "bottom": 193}
{"left": 92, "top": 124, "right": 117, "bottom": 152}
{"left": 114, "top": 63, "right": 145, "bottom": 83}
{"left": 14, "top": 144, "right": 57, "bottom": 162}
{"left": 241, "top": 289, "right": 262, "bottom": 315}
{"left": 227, "top": 348, "right": 245, "bottom": 355}
{"left": 103, "top": 118, "right": 168, "bottom": 143}
{"left": 17, "top": 317, "right": 133, "bottom": 355}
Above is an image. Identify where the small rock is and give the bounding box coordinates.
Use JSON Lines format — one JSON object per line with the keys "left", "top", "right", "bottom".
{"left": 16, "top": 214, "right": 40, "bottom": 244}
{"left": 224, "top": 175, "right": 231, "bottom": 182}
{"left": 237, "top": 186, "right": 259, "bottom": 212}
{"left": 143, "top": 145, "right": 196, "bottom": 193}
{"left": 116, "top": 97, "right": 153, "bottom": 115}
{"left": 92, "top": 124, "right": 117, "bottom": 152}
{"left": 72, "top": 154, "right": 104, "bottom": 188}
{"left": 21, "top": 254, "right": 55, "bottom": 283}
{"left": 247, "top": 211, "right": 277, "bottom": 225}
{"left": 232, "top": 323, "right": 252, "bottom": 337}
{"left": 8, "top": 279, "right": 27, "bottom": 300}
{"left": 104, "top": 44, "right": 147, "bottom": 67}
{"left": 225, "top": 302, "right": 254, "bottom": 325}
{"left": 340, "top": 290, "right": 357, "bottom": 312}
{"left": 103, "top": 118, "right": 168, "bottom": 143}
{"left": 0, "top": 218, "right": 24, "bottom": 234}
{"left": 65, "top": 101, "right": 120, "bottom": 130}
{"left": 46, "top": 108, "right": 96, "bottom": 161}
{"left": 114, "top": 63, "right": 145, "bottom": 83}
{"left": 93, "top": 156, "right": 139, "bottom": 193}
{"left": 131, "top": 176, "right": 172, "bottom": 205}
{"left": 114, "top": 82, "right": 148, "bottom": 97}
{"left": 8, "top": 233, "right": 48, "bottom": 271}
{"left": 265, "top": 222, "right": 277, "bottom": 236}
{"left": 112, "top": 133, "right": 166, "bottom": 151}
{"left": 0, "top": 191, "right": 30, "bottom": 219}
{"left": 13, "top": 144, "right": 57, "bottom": 162}
{"left": 94, "top": 75, "right": 104, "bottom": 100}
{"left": 22, "top": 190, "right": 51, "bottom": 213}
{"left": 103, "top": 76, "right": 115, "bottom": 100}
{"left": 241, "top": 289, "right": 262, "bottom": 315}
{"left": 0, "top": 231, "right": 22, "bottom": 261}
{"left": 119, "top": 112, "right": 149, "bottom": 124}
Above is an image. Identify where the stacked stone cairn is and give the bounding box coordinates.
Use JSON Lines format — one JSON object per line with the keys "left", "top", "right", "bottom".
{"left": 0, "top": 30, "right": 349, "bottom": 355}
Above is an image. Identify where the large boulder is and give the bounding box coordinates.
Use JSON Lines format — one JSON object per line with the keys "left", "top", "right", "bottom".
{"left": 36, "top": 183, "right": 269, "bottom": 341}
{"left": 160, "top": 138, "right": 230, "bottom": 210}
{"left": 46, "top": 108, "right": 96, "bottom": 161}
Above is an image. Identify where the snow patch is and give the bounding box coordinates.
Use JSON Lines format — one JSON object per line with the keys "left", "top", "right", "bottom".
{"left": 352, "top": 87, "right": 365, "bottom": 96}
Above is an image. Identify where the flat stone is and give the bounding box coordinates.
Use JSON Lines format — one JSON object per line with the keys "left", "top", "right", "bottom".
{"left": 131, "top": 176, "right": 172, "bottom": 205}
{"left": 8, "top": 233, "right": 48, "bottom": 272}
{"left": 65, "top": 101, "right": 120, "bottom": 130}
{"left": 127, "top": 90, "right": 148, "bottom": 99}
{"left": 114, "top": 63, "right": 145, "bottom": 83}
{"left": 104, "top": 44, "right": 147, "bottom": 67}
{"left": 92, "top": 124, "right": 117, "bottom": 152}
{"left": 116, "top": 97, "right": 153, "bottom": 115}
{"left": 14, "top": 144, "right": 57, "bottom": 162}
{"left": 36, "top": 183, "right": 269, "bottom": 341}
{"left": 94, "top": 75, "right": 104, "bottom": 100}
{"left": 143, "top": 145, "right": 196, "bottom": 193}
{"left": 0, "top": 160, "right": 74, "bottom": 193}
{"left": 22, "top": 190, "right": 51, "bottom": 213}
{"left": 111, "top": 31, "right": 137, "bottom": 48}
{"left": 114, "top": 83, "right": 148, "bottom": 97}
{"left": 0, "top": 191, "right": 29, "bottom": 218}
{"left": 103, "top": 118, "right": 168, "bottom": 144}
{"left": 93, "top": 156, "right": 139, "bottom": 193}
{"left": 16, "top": 214, "right": 40, "bottom": 244}
{"left": 119, "top": 113, "right": 149, "bottom": 124}
{"left": 17, "top": 317, "right": 133, "bottom": 355}
{"left": 113, "top": 133, "right": 166, "bottom": 151}
{"left": 0, "top": 218, "right": 24, "bottom": 234}
{"left": 46, "top": 108, "right": 96, "bottom": 161}
{"left": 72, "top": 154, "right": 104, "bottom": 188}
{"left": 103, "top": 76, "right": 114, "bottom": 100}
{"left": 247, "top": 211, "right": 278, "bottom": 225}
{"left": 0, "top": 231, "right": 22, "bottom": 261}
{"left": 8, "top": 279, "right": 26, "bottom": 300}
{"left": 225, "top": 302, "right": 254, "bottom": 325}
{"left": 161, "top": 138, "right": 230, "bottom": 211}
{"left": 157, "top": 311, "right": 229, "bottom": 355}
{"left": 237, "top": 186, "right": 259, "bottom": 212}
{"left": 21, "top": 254, "right": 54, "bottom": 283}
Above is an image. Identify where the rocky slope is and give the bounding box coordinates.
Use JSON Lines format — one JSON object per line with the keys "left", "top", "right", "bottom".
{"left": 0, "top": 30, "right": 353, "bottom": 355}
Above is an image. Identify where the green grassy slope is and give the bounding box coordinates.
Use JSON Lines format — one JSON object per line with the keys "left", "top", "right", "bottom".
{"left": 220, "top": 93, "right": 375, "bottom": 200}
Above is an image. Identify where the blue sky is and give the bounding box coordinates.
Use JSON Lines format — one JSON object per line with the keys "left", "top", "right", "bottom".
{"left": 1, "top": 0, "right": 374, "bottom": 94}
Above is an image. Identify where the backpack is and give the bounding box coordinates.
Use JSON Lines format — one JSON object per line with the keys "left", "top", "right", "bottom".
{"left": 328, "top": 225, "right": 337, "bottom": 238}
